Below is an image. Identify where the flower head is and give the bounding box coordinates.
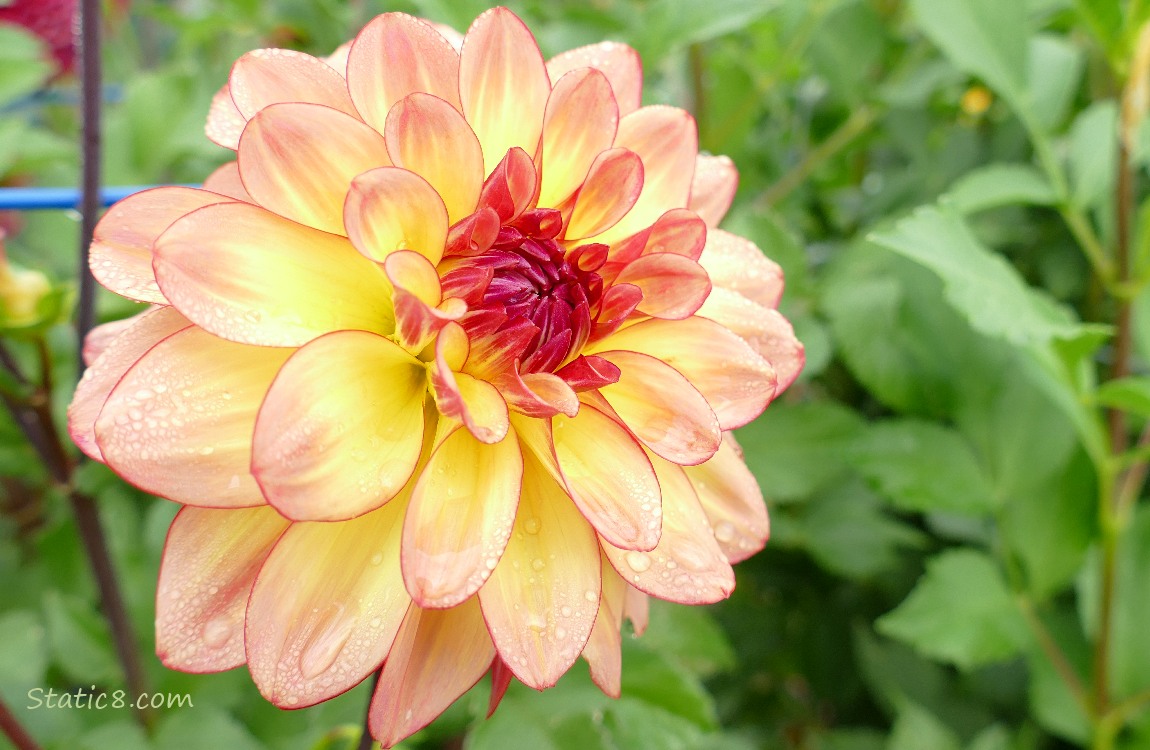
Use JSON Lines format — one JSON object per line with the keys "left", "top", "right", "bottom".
{"left": 70, "top": 7, "right": 803, "bottom": 745}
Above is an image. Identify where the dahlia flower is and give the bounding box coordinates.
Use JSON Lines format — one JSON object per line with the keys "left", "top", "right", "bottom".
{"left": 69, "top": 7, "right": 802, "bottom": 745}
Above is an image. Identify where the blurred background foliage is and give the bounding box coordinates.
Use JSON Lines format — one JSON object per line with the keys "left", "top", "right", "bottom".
{"left": 3, "top": 0, "right": 1150, "bottom": 749}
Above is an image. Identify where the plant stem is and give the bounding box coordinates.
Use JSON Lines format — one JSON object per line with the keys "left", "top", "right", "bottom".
{"left": 1018, "top": 597, "right": 1093, "bottom": 718}
{"left": 0, "top": 696, "right": 41, "bottom": 750}
{"left": 357, "top": 669, "right": 381, "bottom": 750}
{"left": 756, "top": 106, "right": 878, "bottom": 208}
{"left": 76, "top": 0, "right": 101, "bottom": 368}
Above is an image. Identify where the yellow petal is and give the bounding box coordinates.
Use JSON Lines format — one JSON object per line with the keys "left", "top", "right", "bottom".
{"left": 229, "top": 48, "right": 357, "bottom": 120}
{"left": 70, "top": 307, "right": 191, "bottom": 461}
{"left": 346, "top": 12, "right": 461, "bottom": 133}
{"left": 564, "top": 147, "right": 644, "bottom": 241}
{"left": 94, "top": 327, "right": 290, "bottom": 507}
{"left": 369, "top": 599, "right": 495, "bottom": 747}
{"left": 345, "top": 167, "right": 449, "bottom": 266}
{"left": 684, "top": 433, "right": 769, "bottom": 563}
{"left": 581, "top": 555, "right": 626, "bottom": 697}
{"left": 238, "top": 102, "right": 391, "bottom": 234}
{"left": 547, "top": 41, "right": 643, "bottom": 116}
{"left": 245, "top": 499, "right": 411, "bottom": 708}
{"left": 459, "top": 7, "right": 551, "bottom": 172}
{"left": 157, "top": 506, "right": 289, "bottom": 673}
{"left": 596, "top": 350, "right": 721, "bottom": 465}
{"left": 386, "top": 93, "right": 484, "bottom": 224}
{"left": 602, "top": 453, "right": 735, "bottom": 604}
{"left": 154, "top": 201, "right": 392, "bottom": 347}
{"left": 252, "top": 331, "right": 427, "bottom": 522}
{"left": 479, "top": 453, "right": 601, "bottom": 688}
{"left": 402, "top": 426, "right": 523, "bottom": 608}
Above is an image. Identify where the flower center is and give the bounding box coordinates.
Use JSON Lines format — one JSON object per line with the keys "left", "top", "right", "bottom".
{"left": 469, "top": 210, "right": 607, "bottom": 372}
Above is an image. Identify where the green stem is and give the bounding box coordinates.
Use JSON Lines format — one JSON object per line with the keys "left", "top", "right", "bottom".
{"left": 1018, "top": 597, "right": 1093, "bottom": 718}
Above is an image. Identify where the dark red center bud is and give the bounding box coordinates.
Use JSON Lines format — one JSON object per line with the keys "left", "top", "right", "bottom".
{"left": 468, "top": 209, "right": 606, "bottom": 373}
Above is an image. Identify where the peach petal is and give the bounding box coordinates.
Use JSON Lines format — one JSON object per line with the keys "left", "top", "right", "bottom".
{"left": 91, "top": 186, "right": 234, "bottom": 304}
{"left": 157, "top": 506, "right": 289, "bottom": 673}
{"left": 369, "top": 599, "right": 495, "bottom": 747}
{"left": 345, "top": 167, "right": 449, "bottom": 266}
{"left": 564, "top": 148, "right": 644, "bottom": 241}
{"left": 596, "top": 350, "right": 721, "bottom": 466}
{"left": 593, "top": 106, "right": 698, "bottom": 245}
{"left": 688, "top": 154, "right": 738, "bottom": 228}
{"left": 238, "top": 103, "right": 391, "bottom": 234}
{"left": 547, "top": 41, "right": 643, "bottom": 116}
{"left": 251, "top": 331, "right": 427, "bottom": 522}
{"left": 69, "top": 307, "right": 191, "bottom": 461}
{"left": 603, "top": 453, "right": 735, "bottom": 604}
{"left": 81, "top": 315, "right": 137, "bottom": 366}
{"left": 246, "top": 499, "right": 410, "bottom": 708}
{"left": 460, "top": 7, "right": 551, "bottom": 172}
{"left": 202, "top": 161, "right": 254, "bottom": 202}
{"left": 229, "top": 48, "right": 357, "bottom": 121}
{"left": 430, "top": 333, "right": 510, "bottom": 444}
{"left": 94, "top": 327, "right": 290, "bottom": 507}
{"left": 697, "top": 289, "right": 805, "bottom": 393}
{"left": 582, "top": 555, "right": 626, "bottom": 697}
{"left": 538, "top": 68, "right": 619, "bottom": 208}
{"left": 495, "top": 369, "right": 579, "bottom": 419}
{"left": 684, "top": 433, "right": 769, "bottom": 563}
{"left": 590, "top": 317, "right": 775, "bottom": 430}
{"left": 479, "top": 454, "right": 600, "bottom": 689}
{"left": 386, "top": 93, "right": 484, "bottom": 224}
{"left": 551, "top": 404, "right": 661, "bottom": 551}
{"left": 609, "top": 208, "right": 707, "bottom": 266}
{"left": 624, "top": 584, "right": 649, "bottom": 635}
{"left": 613, "top": 253, "right": 711, "bottom": 320}
{"left": 153, "top": 201, "right": 392, "bottom": 348}
{"left": 347, "top": 12, "right": 461, "bottom": 133}
{"left": 325, "top": 41, "right": 352, "bottom": 75}
{"left": 402, "top": 426, "right": 522, "bottom": 609}
{"left": 698, "top": 228, "right": 784, "bottom": 310}
{"left": 206, "top": 86, "right": 245, "bottom": 150}
{"left": 488, "top": 658, "right": 514, "bottom": 717}
{"left": 590, "top": 282, "right": 642, "bottom": 341}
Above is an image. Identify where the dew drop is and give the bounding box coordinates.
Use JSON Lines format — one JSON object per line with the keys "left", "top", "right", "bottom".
{"left": 299, "top": 609, "right": 354, "bottom": 679}
{"left": 531, "top": 558, "right": 546, "bottom": 572}
{"left": 370, "top": 552, "right": 384, "bottom": 566}
{"left": 523, "top": 517, "right": 541, "bottom": 534}
{"left": 584, "top": 590, "right": 598, "bottom": 603}
{"left": 714, "top": 521, "right": 736, "bottom": 543}
{"left": 625, "top": 551, "right": 651, "bottom": 573}
{"left": 202, "top": 617, "right": 232, "bottom": 649}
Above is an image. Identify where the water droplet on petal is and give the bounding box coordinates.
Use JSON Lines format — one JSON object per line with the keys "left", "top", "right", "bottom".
{"left": 625, "top": 551, "right": 651, "bottom": 573}
{"left": 299, "top": 608, "right": 354, "bottom": 679}
{"left": 202, "top": 617, "right": 232, "bottom": 649}
{"left": 714, "top": 521, "right": 736, "bottom": 543}
{"left": 523, "top": 517, "right": 541, "bottom": 534}
{"left": 532, "top": 558, "right": 546, "bottom": 572}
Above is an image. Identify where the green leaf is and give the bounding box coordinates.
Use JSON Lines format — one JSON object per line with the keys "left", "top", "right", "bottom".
{"left": 1068, "top": 101, "right": 1118, "bottom": 211}
{"left": 634, "top": 0, "right": 780, "bottom": 59}
{"left": 76, "top": 721, "right": 154, "bottom": 750}
{"left": 1027, "top": 34, "right": 1084, "bottom": 130}
{"left": 0, "top": 609, "right": 48, "bottom": 691}
{"left": 909, "top": 0, "right": 1029, "bottom": 107}
{"left": 848, "top": 419, "right": 997, "bottom": 515}
{"left": 807, "top": 0, "right": 886, "bottom": 105}
{"left": 877, "top": 549, "right": 1029, "bottom": 670}
{"left": 793, "top": 480, "right": 925, "bottom": 580}
{"left": 736, "top": 401, "right": 865, "bottom": 502}
{"left": 620, "top": 640, "right": 718, "bottom": 731}
{"left": 888, "top": 701, "right": 962, "bottom": 750}
{"left": 642, "top": 601, "right": 736, "bottom": 678}
{"left": 1094, "top": 376, "right": 1150, "bottom": 417}
{"left": 601, "top": 701, "right": 704, "bottom": 750}
{"left": 944, "top": 164, "right": 1057, "bottom": 215}
{"left": 42, "top": 591, "right": 121, "bottom": 685}
{"left": 154, "top": 707, "right": 266, "bottom": 750}
{"left": 0, "top": 25, "right": 52, "bottom": 107}
{"left": 966, "top": 725, "right": 1012, "bottom": 750}
{"left": 870, "top": 204, "right": 1081, "bottom": 345}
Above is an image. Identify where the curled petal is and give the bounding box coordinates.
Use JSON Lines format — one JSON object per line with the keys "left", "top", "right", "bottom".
{"left": 478, "top": 147, "right": 538, "bottom": 223}
{"left": 403, "top": 426, "right": 522, "bottom": 608}
{"left": 238, "top": 102, "right": 391, "bottom": 234}
{"left": 386, "top": 93, "right": 484, "bottom": 224}
{"left": 157, "top": 507, "right": 289, "bottom": 673}
{"left": 596, "top": 350, "right": 721, "bottom": 466}
{"left": 555, "top": 355, "right": 621, "bottom": 392}
{"left": 94, "top": 327, "right": 290, "bottom": 507}
{"left": 591, "top": 282, "right": 643, "bottom": 341}
{"left": 206, "top": 86, "right": 245, "bottom": 150}
{"left": 488, "top": 658, "right": 514, "bottom": 717}
{"left": 565, "top": 148, "right": 644, "bottom": 241}
{"left": 582, "top": 556, "right": 626, "bottom": 697}
{"left": 154, "top": 202, "right": 392, "bottom": 348}
{"left": 684, "top": 434, "right": 769, "bottom": 563}
{"left": 479, "top": 453, "right": 600, "bottom": 689}
{"left": 246, "top": 499, "right": 410, "bottom": 708}
{"left": 603, "top": 454, "right": 735, "bottom": 604}
{"left": 460, "top": 7, "right": 551, "bottom": 172}
{"left": 445, "top": 207, "right": 501, "bottom": 258}
{"left": 613, "top": 253, "right": 711, "bottom": 320}
{"left": 385, "top": 250, "right": 466, "bottom": 354}
{"left": 590, "top": 317, "right": 775, "bottom": 430}
{"left": 252, "top": 331, "right": 427, "bottom": 522}
{"left": 346, "top": 12, "right": 461, "bottom": 133}
{"left": 698, "top": 289, "right": 805, "bottom": 393}
{"left": 81, "top": 315, "right": 137, "bottom": 367}
{"left": 688, "top": 154, "right": 738, "bottom": 228}
{"left": 539, "top": 68, "right": 619, "bottom": 208}
{"left": 495, "top": 368, "right": 580, "bottom": 419}
{"left": 202, "top": 161, "right": 254, "bottom": 203}
{"left": 609, "top": 208, "right": 706, "bottom": 266}
{"left": 547, "top": 404, "right": 661, "bottom": 551}
{"left": 91, "top": 186, "right": 234, "bottom": 304}
{"left": 430, "top": 328, "right": 510, "bottom": 444}
{"left": 593, "top": 106, "right": 697, "bottom": 244}
{"left": 70, "top": 307, "right": 191, "bottom": 461}
{"left": 345, "top": 167, "right": 449, "bottom": 266}
{"left": 369, "top": 599, "right": 495, "bottom": 747}
{"left": 547, "top": 41, "right": 643, "bottom": 116}
{"left": 698, "top": 229, "right": 784, "bottom": 310}
{"left": 229, "top": 48, "right": 357, "bottom": 120}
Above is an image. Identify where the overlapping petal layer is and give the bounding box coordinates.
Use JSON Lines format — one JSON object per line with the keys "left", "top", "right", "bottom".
{"left": 73, "top": 7, "right": 803, "bottom": 747}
